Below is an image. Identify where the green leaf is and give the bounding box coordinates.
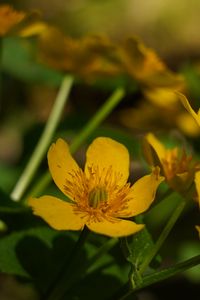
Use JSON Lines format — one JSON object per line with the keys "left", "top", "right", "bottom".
{"left": 178, "top": 241, "right": 200, "bottom": 283}
{"left": 118, "top": 254, "right": 200, "bottom": 299}
{"left": 2, "top": 37, "right": 63, "bottom": 86}
{"left": 0, "top": 226, "right": 77, "bottom": 291}
{"left": 129, "top": 227, "right": 160, "bottom": 270}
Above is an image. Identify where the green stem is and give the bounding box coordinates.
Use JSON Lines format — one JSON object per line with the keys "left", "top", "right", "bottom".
{"left": 139, "top": 199, "right": 186, "bottom": 275}
{"left": 45, "top": 227, "right": 89, "bottom": 300}
{"left": 10, "top": 75, "right": 74, "bottom": 202}
{"left": 117, "top": 254, "right": 200, "bottom": 300}
{"left": 69, "top": 87, "right": 125, "bottom": 153}
{"left": 120, "top": 237, "right": 142, "bottom": 289}
{"left": 25, "top": 87, "right": 125, "bottom": 199}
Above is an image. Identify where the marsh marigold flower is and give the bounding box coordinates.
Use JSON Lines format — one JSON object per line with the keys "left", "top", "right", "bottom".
{"left": 29, "top": 137, "right": 163, "bottom": 237}
{"left": 143, "top": 133, "right": 199, "bottom": 193}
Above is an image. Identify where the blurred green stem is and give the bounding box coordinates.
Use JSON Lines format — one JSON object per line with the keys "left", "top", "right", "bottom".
{"left": 25, "top": 87, "right": 125, "bottom": 199}
{"left": 117, "top": 254, "right": 200, "bottom": 300}
{"left": 120, "top": 237, "right": 142, "bottom": 289}
{"left": 139, "top": 199, "right": 186, "bottom": 275}
{"left": 11, "top": 75, "right": 74, "bottom": 202}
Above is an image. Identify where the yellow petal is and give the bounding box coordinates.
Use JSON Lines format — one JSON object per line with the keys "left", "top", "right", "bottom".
{"left": 28, "top": 195, "right": 85, "bottom": 230}
{"left": 177, "top": 92, "right": 200, "bottom": 127}
{"left": 0, "top": 5, "right": 25, "bottom": 36}
{"left": 48, "top": 138, "right": 80, "bottom": 197}
{"left": 176, "top": 112, "right": 200, "bottom": 137}
{"left": 87, "top": 218, "right": 144, "bottom": 237}
{"left": 19, "top": 21, "right": 47, "bottom": 37}
{"left": 195, "top": 171, "right": 200, "bottom": 207}
{"left": 195, "top": 225, "right": 200, "bottom": 238}
{"left": 121, "top": 167, "right": 164, "bottom": 217}
{"left": 144, "top": 88, "right": 179, "bottom": 108}
{"left": 144, "top": 133, "right": 166, "bottom": 162}
{"left": 85, "top": 137, "right": 129, "bottom": 186}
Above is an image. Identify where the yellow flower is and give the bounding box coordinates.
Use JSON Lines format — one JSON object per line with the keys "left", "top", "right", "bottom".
{"left": 0, "top": 4, "right": 25, "bottom": 36}
{"left": 118, "top": 87, "right": 199, "bottom": 137}
{"left": 177, "top": 92, "right": 200, "bottom": 127}
{"left": 143, "top": 133, "right": 199, "bottom": 193}
{"left": 118, "top": 37, "right": 184, "bottom": 88}
{"left": 37, "top": 27, "right": 122, "bottom": 81}
{"left": 29, "top": 137, "right": 163, "bottom": 237}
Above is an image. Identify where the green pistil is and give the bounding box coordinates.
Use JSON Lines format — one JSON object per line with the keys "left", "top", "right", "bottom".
{"left": 88, "top": 187, "right": 108, "bottom": 208}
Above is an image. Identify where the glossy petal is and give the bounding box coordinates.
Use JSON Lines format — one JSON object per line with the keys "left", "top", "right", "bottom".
{"left": 87, "top": 218, "right": 144, "bottom": 237}
{"left": 85, "top": 137, "right": 129, "bottom": 186}
{"left": 177, "top": 92, "right": 200, "bottom": 127}
{"left": 29, "top": 195, "right": 85, "bottom": 230}
{"left": 144, "top": 133, "right": 166, "bottom": 162}
{"left": 195, "top": 225, "right": 200, "bottom": 238}
{"left": 120, "top": 168, "right": 164, "bottom": 217}
{"left": 195, "top": 171, "right": 200, "bottom": 207}
{"left": 48, "top": 138, "right": 80, "bottom": 197}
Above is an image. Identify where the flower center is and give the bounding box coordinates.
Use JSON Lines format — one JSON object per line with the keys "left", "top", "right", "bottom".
{"left": 88, "top": 187, "right": 108, "bottom": 208}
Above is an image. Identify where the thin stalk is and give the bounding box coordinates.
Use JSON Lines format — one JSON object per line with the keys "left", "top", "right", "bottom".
{"left": 69, "top": 87, "right": 125, "bottom": 153}
{"left": 139, "top": 199, "right": 186, "bottom": 275}
{"left": 117, "top": 254, "right": 200, "bottom": 300}
{"left": 44, "top": 227, "right": 89, "bottom": 300}
{"left": 11, "top": 75, "right": 74, "bottom": 202}
{"left": 25, "top": 87, "right": 125, "bottom": 199}
{"left": 120, "top": 237, "right": 142, "bottom": 289}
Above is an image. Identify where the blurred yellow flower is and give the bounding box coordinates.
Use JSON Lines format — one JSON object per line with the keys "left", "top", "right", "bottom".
{"left": 119, "top": 87, "right": 200, "bottom": 137}
{"left": 38, "top": 27, "right": 122, "bottom": 81}
{"left": 118, "top": 37, "right": 184, "bottom": 88}
{"left": 36, "top": 26, "right": 185, "bottom": 89}
{"left": 29, "top": 137, "right": 163, "bottom": 237}
{"left": 0, "top": 4, "right": 25, "bottom": 36}
{"left": 143, "top": 133, "right": 199, "bottom": 193}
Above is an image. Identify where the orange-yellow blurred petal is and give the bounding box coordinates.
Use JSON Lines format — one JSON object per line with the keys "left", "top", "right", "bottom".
{"left": 195, "top": 171, "right": 200, "bottom": 207}
{"left": 29, "top": 195, "right": 85, "bottom": 230}
{"left": 195, "top": 225, "right": 200, "bottom": 238}
{"left": 176, "top": 112, "right": 200, "bottom": 137}
{"left": 19, "top": 21, "right": 47, "bottom": 37}
{"left": 0, "top": 5, "right": 25, "bottom": 36}
{"left": 121, "top": 168, "right": 164, "bottom": 217}
{"left": 87, "top": 218, "right": 144, "bottom": 237}
{"left": 145, "top": 133, "right": 166, "bottom": 161}
{"left": 145, "top": 88, "right": 180, "bottom": 108}
{"left": 48, "top": 138, "right": 80, "bottom": 197}
{"left": 177, "top": 92, "right": 200, "bottom": 127}
{"left": 85, "top": 137, "right": 129, "bottom": 186}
